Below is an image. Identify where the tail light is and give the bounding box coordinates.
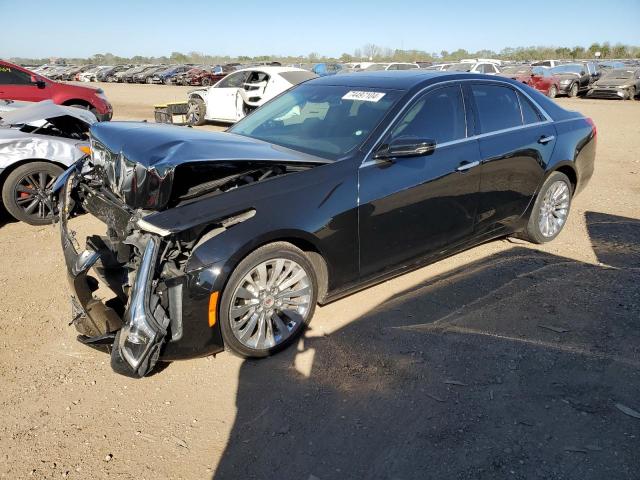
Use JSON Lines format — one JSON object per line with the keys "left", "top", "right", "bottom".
{"left": 586, "top": 117, "right": 597, "bottom": 138}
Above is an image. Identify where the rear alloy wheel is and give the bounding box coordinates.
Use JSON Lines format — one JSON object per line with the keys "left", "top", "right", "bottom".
{"left": 568, "top": 82, "right": 579, "bottom": 98}
{"left": 1, "top": 162, "right": 63, "bottom": 225}
{"left": 219, "top": 242, "right": 318, "bottom": 358}
{"left": 187, "top": 97, "right": 206, "bottom": 126}
{"left": 547, "top": 85, "right": 557, "bottom": 98}
{"left": 522, "top": 171, "right": 572, "bottom": 244}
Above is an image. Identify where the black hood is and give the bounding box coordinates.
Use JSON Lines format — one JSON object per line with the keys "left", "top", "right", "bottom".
{"left": 89, "top": 121, "right": 328, "bottom": 210}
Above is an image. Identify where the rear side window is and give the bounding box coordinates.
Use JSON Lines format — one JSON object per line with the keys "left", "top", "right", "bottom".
{"left": 279, "top": 71, "right": 317, "bottom": 85}
{"left": 390, "top": 85, "right": 466, "bottom": 144}
{"left": 0, "top": 65, "right": 32, "bottom": 85}
{"left": 471, "top": 84, "right": 522, "bottom": 133}
{"left": 518, "top": 92, "right": 545, "bottom": 124}
{"left": 218, "top": 71, "right": 249, "bottom": 88}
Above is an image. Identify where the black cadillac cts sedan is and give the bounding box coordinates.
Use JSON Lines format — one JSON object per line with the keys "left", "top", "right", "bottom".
{"left": 55, "top": 71, "right": 596, "bottom": 377}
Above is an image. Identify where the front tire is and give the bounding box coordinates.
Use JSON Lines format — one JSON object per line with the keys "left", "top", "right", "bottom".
{"left": 219, "top": 242, "right": 318, "bottom": 358}
{"left": 187, "top": 97, "right": 207, "bottom": 126}
{"left": 628, "top": 86, "right": 636, "bottom": 100}
{"left": 201, "top": 77, "right": 212, "bottom": 87}
{"left": 522, "top": 171, "right": 573, "bottom": 244}
{"left": 568, "top": 82, "right": 579, "bottom": 98}
{"left": 547, "top": 85, "right": 557, "bottom": 98}
{"left": 1, "top": 162, "right": 63, "bottom": 225}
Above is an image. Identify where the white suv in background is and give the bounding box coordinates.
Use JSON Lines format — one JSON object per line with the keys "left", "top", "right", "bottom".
{"left": 445, "top": 62, "right": 501, "bottom": 75}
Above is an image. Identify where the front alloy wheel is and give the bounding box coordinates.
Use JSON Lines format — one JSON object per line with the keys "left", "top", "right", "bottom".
{"left": 569, "top": 82, "right": 579, "bottom": 97}
{"left": 1, "top": 162, "right": 63, "bottom": 225}
{"left": 187, "top": 97, "right": 206, "bottom": 126}
{"left": 219, "top": 242, "right": 318, "bottom": 357}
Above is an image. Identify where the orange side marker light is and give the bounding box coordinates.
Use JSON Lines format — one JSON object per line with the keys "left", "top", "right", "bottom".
{"left": 208, "top": 291, "right": 219, "bottom": 327}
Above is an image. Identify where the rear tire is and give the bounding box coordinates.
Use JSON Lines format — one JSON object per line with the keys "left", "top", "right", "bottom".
{"left": 521, "top": 171, "right": 573, "bottom": 244}
{"left": 219, "top": 242, "right": 318, "bottom": 358}
{"left": 1, "top": 162, "right": 64, "bottom": 225}
{"left": 187, "top": 97, "right": 207, "bottom": 126}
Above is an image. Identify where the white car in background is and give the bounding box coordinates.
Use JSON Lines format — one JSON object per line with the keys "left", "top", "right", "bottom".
{"left": 186, "top": 67, "right": 317, "bottom": 125}
{"left": 362, "top": 62, "right": 420, "bottom": 71}
{"left": 78, "top": 66, "right": 110, "bottom": 82}
{"left": 0, "top": 101, "right": 95, "bottom": 224}
{"left": 445, "top": 62, "right": 501, "bottom": 74}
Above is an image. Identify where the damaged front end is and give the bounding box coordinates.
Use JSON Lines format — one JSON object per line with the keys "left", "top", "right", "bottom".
{"left": 56, "top": 122, "right": 325, "bottom": 377}
{"left": 59, "top": 168, "right": 177, "bottom": 377}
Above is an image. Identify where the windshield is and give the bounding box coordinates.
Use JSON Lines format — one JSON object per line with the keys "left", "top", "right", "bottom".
{"left": 364, "top": 64, "right": 389, "bottom": 71}
{"left": 602, "top": 69, "right": 634, "bottom": 80}
{"left": 279, "top": 71, "right": 317, "bottom": 85}
{"left": 501, "top": 66, "right": 531, "bottom": 75}
{"left": 229, "top": 84, "right": 402, "bottom": 160}
{"left": 445, "top": 63, "right": 472, "bottom": 72}
{"left": 551, "top": 64, "right": 583, "bottom": 75}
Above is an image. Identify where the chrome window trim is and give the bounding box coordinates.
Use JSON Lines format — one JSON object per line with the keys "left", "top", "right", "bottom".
{"left": 360, "top": 77, "right": 553, "bottom": 169}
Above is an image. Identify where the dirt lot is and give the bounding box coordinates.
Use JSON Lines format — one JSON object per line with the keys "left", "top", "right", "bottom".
{"left": 0, "top": 83, "right": 639, "bottom": 480}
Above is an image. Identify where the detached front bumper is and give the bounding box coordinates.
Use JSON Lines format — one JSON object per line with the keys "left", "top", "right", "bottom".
{"left": 586, "top": 88, "right": 628, "bottom": 100}
{"left": 59, "top": 172, "right": 169, "bottom": 377}
{"left": 57, "top": 175, "right": 227, "bottom": 377}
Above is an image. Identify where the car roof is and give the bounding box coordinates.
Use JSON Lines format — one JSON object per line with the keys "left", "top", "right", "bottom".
{"left": 307, "top": 70, "right": 495, "bottom": 89}
{"left": 234, "top": 66, "right": 308, "bottom": 74}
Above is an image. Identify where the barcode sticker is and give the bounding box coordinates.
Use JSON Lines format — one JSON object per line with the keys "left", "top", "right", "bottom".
{"left": 342, "top": 91, "right": 386, "bottom": 102}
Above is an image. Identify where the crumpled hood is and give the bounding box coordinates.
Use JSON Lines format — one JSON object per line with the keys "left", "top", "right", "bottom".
{"left": 89, "top": 121, "right": 328, "bottom": 210}
{"left": 0, "top": 100, "right": 97, "bottom": 127}
{"left": 594, "top": 78, "right": 633, "bottom": 87}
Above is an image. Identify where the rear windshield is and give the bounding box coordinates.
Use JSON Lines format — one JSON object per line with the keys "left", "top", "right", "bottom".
{"left": 279, "top": 71, "right": 317, "bottom": 85}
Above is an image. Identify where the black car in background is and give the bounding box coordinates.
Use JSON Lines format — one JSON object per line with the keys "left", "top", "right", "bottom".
{"left": 97, "top": 65, "right": 133, "bottom": 83}
{"left": 133, "top": 65, "right": 167, "bottom": 83}
{"left": 587, "top": 68, "right": 640, "bottom": 100}
{"left": 550, "top": 62, "right": 600, "bottom": 97}
{"left": 55, "top": 72, "right": 596, "bottom": 377}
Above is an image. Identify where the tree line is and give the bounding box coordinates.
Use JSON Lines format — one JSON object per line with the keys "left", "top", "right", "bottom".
{"left": 9, "top": 42, "right": 640, "bottom": 67}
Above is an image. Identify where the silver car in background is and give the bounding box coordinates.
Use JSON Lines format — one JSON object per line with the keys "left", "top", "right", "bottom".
{"left": 0, "top": 101, "right": 95, "bottom": 225}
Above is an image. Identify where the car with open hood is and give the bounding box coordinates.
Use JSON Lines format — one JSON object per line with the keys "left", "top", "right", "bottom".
{"left": 586, "top": 68, "right": 639, "bottom": 100}
{"left": 0, "top": 100, "right": 95, "bottom": 224}
{"left": 186, "top": 66, "right": 317, "bottom": 125}
{"left": 54, "top": 71, "right": 596, "bottom": 377}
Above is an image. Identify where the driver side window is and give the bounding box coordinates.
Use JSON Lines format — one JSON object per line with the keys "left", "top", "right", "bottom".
{"left": 0, "top": 66, "right": 32, "bottom": 85}
{"left": 390, "top": 85, "right": 467, "bottom": 144}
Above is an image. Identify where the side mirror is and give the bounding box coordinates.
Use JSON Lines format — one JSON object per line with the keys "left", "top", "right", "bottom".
{"left": 30, "top": 75, "right": 45, "bottom": 89}
{"left": 374, "top": 136, "right": 436, "bottom": 160}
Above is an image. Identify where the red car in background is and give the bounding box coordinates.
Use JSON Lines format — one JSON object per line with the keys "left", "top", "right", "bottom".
{"left": 0, "top": 60, "right": 112, "bottom": 121}
{"left": 499, "top": 65, "right": 562, "bottom": 98}
{"left": 181, "top": 65, "right": 236, "bottom": 86}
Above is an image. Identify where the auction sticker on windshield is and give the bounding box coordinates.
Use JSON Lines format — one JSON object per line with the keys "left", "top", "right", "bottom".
{"left": 342, "top": 91, "right": 386, "bottom": 102}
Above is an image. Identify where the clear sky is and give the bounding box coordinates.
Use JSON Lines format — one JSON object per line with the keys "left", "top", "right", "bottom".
{"left": 1, "top": 0, "right": 639, "bottom": 58}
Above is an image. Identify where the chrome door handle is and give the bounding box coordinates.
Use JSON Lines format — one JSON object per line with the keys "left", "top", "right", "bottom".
{"left": 456, "top": 160, "right": 480, "bottom": 172}
{"left": 538, "top": 135, "right": 555, "bottom": 144}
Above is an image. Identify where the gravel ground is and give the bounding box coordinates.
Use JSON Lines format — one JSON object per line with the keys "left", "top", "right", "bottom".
{"left": 0, "top": 83, "right": 638, "bottom": 479}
